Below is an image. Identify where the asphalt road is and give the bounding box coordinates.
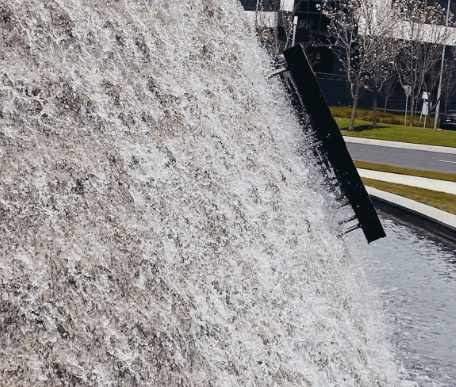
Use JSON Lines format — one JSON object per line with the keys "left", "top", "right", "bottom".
{"left": 346, "top": 142, "right": 456, "bottom": 174}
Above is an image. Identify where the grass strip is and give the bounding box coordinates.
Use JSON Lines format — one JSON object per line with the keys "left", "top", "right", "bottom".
{"left": 362, "top": 178, "right": 456, "bottom": 215}
{"left": 337, "top": 121, "right": 456, "bottom": 148}
{"left": 335, "top": 117, "right": 372, "bottom": 129}
{"left": 342, "top": 125, "right": 456, "bottom": 148}
{"left": 354, "top": 161, "right": 456, "bottom": 183}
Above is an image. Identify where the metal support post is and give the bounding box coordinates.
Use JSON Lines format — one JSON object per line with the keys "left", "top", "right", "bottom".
{"left": 434, "top": 0, "right": 451, "bottom": 129}
{"left": 291, "top": 16, "right": 298, "bottom": 47}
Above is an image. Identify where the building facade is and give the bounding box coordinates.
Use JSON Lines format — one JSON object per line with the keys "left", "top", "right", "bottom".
{"left": 238, "top": 0, "right": 456, "bottom": 111}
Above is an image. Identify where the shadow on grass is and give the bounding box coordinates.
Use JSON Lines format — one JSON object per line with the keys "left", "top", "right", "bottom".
{"left": 341, "top": 124, "right": 390, "bottom": 132}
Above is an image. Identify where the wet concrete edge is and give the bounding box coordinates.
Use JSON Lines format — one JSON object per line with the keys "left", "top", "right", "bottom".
{"left": 367, "top": 188, "right": 456, "bottom": 245}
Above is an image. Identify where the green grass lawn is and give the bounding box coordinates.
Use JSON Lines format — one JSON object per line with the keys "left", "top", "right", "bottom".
{"left": 362, "top": 178, "right": 456, "bottom": 215}
{"left": 337, "top": 118, "right": 456, "bottom": 148}
{"left": 330, "top": 106, "right": 456, "bottom": 147}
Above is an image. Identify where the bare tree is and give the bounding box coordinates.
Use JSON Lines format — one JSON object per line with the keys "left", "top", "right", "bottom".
{"left": 255, "top": 0, "right": 285, "bottom": 55}
{"left": 358, "top": 2, "right": 398, "bottom": 127}
{"left": 366, "top": 57, "right": 397, "bottom": 127}
{"left": 255, "top": 1, "right": 322, "bottom": 69}
{"left": 422, "top": 50, "right": 446, "bottom": 127}
{"left": 363, "top": 32, "right": 398, "bottom": 126}
{"left": 380, "top": 68, "right": 398, "bottom": 112}
{"left": 440, "top": 46, "right": 456, "bottom": 113}
{"left": 393, "top": 0, "right": 451, "bottom": 125}
{"left": 323, "top": 0, "right": 397, "bottom": 130}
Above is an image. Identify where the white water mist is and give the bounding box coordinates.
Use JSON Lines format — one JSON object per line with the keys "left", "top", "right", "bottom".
{"left": 0, "top": 1, "right": 398, "bottom": 385}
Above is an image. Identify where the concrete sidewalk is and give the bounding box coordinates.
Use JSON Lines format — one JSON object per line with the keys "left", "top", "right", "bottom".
{"left": 344, "top": 136, "right": 456, "bottom": 155}
{"left": 358, "top": 169, "right": 456, "bottom": 195}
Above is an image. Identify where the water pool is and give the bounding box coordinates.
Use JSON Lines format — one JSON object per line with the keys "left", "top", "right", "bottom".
{"left": 361, "top": 214, "right": 456, "bottom": 386}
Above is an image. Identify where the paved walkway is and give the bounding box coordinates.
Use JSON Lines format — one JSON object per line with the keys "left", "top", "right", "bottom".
{"left": 358, "top": 169, "right": 456, "bottom": 195}
{"left": 344, "top": 136, "right": 456, "bottom": 155}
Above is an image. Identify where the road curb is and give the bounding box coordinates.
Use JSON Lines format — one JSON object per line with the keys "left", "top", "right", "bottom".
{"left": 366, "top": 186, "right": 456, "bottom": 244}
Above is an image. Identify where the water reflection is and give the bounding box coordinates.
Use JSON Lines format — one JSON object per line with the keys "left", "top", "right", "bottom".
{"left": 362, "top": 214, "right": 456, "bottom": 386}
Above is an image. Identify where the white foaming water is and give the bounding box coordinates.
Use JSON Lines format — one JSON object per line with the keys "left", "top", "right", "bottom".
{"left": 0, "top": 1, "right": 398, "bottom": 385}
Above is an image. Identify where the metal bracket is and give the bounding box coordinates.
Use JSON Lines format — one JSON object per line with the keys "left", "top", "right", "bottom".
{"left": 267, "top": 67, "right": 288, "bottom": 78}
{"left": 337, "top": 198, "right": 350, "bottom": 209}
{"left": 342, "top": 223, "right": 362, "bottom": 235}
{"left": 282, "top": 45, "right": 386, "bottom": 244}
{"left": 303, "top": 130, "right": 317, "bottom": 139}
{"left": 338, "top": 215, "right": 358, "bottom": 225}
{"left": 303, "top": 140, "right": 323, "bottom": 151}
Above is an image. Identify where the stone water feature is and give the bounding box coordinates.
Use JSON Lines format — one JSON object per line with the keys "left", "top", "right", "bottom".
{"left": 0, "top": 1, "right": 400, "bottom": 385}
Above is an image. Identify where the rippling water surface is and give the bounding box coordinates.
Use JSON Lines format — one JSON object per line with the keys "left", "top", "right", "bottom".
{"left": 359, "top": 215, "right": 456, "bottom": 387}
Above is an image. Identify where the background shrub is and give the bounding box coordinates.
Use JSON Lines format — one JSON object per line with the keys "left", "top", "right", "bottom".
{"left": 329, "top": 106, "right": 436, "bottom": 128}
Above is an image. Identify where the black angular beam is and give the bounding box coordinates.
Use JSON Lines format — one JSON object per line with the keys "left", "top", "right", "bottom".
{"left": 282, "top": 45, "right": 386, "bottom": 243}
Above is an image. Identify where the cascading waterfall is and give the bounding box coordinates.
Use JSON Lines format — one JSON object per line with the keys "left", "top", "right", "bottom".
{"left": 0, "top": 1, "right": 399, "bottom": 385}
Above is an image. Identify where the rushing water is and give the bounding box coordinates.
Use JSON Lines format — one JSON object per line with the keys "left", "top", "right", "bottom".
{"left": 0, "top": 1, "right": 403, "bottom": 385}
{"left": 352, "top": 215, "right": 456, "bottom": 387}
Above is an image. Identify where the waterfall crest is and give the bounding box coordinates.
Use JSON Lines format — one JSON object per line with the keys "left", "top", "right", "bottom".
{"left": 0, "top": 1, "right": 398, "bottom": 385}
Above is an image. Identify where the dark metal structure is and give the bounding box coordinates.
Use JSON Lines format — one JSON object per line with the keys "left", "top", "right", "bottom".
{"left": 277, "top": 45, "right": 386, "bottom": 243}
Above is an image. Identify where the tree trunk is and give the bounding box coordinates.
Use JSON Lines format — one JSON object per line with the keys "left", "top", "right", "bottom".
{"left": 349, "top": 99, "right": 358, "bottom": 131}
{"left": 372, "top": 89, "right": 378, "bottom": 128}
{"left": 409, "top": 98, "right": 415, "bottom": 126}
{"left": 383, "top": 96, "right": 389, "bottom": 112}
